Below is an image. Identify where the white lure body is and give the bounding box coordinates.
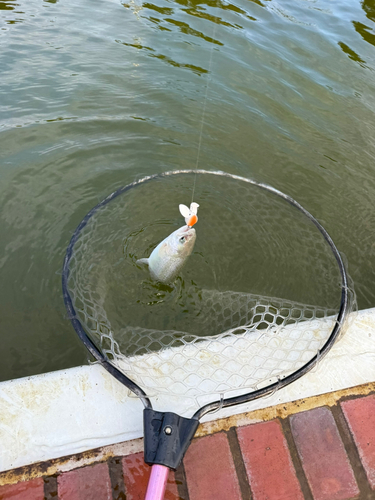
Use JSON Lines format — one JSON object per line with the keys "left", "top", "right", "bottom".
{"left": 179, "top": 202, "right": 199, "bottom": 226}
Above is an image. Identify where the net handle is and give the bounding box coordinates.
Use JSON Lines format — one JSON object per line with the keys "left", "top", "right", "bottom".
{"left": 62, "top": 169, "right": 349, "bottom": 416}
{"left": 144, "top": 465, "right": 169, "bottom": 500}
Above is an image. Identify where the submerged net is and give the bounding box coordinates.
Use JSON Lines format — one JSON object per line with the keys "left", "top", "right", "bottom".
{"left": 71, "top": 284, "right": 338, "bottom": 397}
{"left": 65, "top": 171, "right": 354, "bottom": 403}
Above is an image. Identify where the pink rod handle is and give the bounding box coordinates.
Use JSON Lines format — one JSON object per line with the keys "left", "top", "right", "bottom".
{"left": 144, "top": 464, "right": 170, "bottom": 500}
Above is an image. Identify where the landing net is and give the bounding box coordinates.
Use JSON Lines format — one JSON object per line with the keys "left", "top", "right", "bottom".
{"left": 64, "top": 170, "right": 354, "bottom": 408}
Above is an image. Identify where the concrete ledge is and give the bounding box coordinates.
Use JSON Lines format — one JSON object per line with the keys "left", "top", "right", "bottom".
{"left": 1, "top": 381, "right": 375, "bottom": 488}
{"left": 1, "top": 308, "right": 375, "bottom": 474}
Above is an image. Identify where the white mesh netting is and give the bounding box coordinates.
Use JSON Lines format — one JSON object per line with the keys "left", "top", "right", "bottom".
{"left": 68, "top": 278, "right": 337, "bottom": 398}
{"left": 65, "top": 171, "right": 351, "bottom": 403}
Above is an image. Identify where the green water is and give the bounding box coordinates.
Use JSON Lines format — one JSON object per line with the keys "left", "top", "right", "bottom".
{"left": 1, "top": 0, "right": 374, "bottom": 382}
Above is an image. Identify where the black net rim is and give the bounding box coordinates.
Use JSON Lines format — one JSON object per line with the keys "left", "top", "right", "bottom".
{"left": 62, "top": 169, "right": 350, "bottom": 419}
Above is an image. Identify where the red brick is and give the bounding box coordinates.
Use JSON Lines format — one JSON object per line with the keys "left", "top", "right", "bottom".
{"left": 0, "top": 478, "right": 44, "bottom": 500}
{"left": 183, "top": 432, "right": 241, "bottom": 500}
{"left": 342, "top": 394, "right": 375, "bottom": 488}
{"left": 58, "top": 462, "right": 112, "bottom": 500}
{"left": 290, "top": 406, "right": 359, "bottom": 500}
{"left": 122, "top": 453, "right": 180, "bottom": 500}
{"left": 237, "top": 419, "right": 303, "bottom": 500}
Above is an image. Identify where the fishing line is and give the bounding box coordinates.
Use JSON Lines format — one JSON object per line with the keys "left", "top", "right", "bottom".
{"left": 191, "top": 21, "right": 218, "bottom": 204}
{"left": 61, "top": 13, "right": 354, "bottom": 500}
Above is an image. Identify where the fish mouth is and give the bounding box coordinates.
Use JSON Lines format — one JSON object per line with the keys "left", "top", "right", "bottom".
{"left": 180, "top": 225, "right": 196, "bottom": 240}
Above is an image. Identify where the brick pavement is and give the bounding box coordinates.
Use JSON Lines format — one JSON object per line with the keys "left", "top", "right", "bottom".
{"left": 1, "top": 392, "right": 375, "bottom": 500}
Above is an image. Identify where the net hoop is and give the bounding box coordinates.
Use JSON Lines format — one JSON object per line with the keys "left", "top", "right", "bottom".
{"left": 62, "top": 169, "right": 350, "bottom": 419}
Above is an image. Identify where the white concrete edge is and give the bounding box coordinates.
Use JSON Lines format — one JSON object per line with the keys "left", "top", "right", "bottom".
{"left": 1, "top": 307, "right": 375, "bottom": 473}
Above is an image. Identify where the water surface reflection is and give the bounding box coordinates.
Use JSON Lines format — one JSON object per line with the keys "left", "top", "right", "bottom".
{"left": 1, "top": 0, "right": 375, "bottom": 381}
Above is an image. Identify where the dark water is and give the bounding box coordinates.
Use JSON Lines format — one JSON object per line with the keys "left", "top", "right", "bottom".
{"left": 1, "top": 0, "right": 375, "bottom": 382}
{"left": 67, "top": 172, "right": 342, "bottom": 359}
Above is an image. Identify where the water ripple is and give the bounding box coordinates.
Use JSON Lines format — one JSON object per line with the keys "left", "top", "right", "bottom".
{"left": 1, "top": 0, "right": 375, "bottom": 381}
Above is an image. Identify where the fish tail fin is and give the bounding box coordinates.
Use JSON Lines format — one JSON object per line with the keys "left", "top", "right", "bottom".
{"left": 136, "top": 258, "right": 149, "bottom": 266}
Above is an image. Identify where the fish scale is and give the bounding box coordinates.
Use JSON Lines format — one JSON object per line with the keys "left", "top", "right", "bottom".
{"left": 137, "top": 225, "right": 196, "bottom": 284}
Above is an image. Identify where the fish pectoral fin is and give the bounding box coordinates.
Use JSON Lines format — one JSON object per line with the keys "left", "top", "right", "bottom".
{"left": 136, "top": 258, "right": 149, "bottom": 266}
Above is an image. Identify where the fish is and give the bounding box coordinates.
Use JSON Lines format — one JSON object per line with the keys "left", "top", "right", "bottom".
{"left": 137, "top": 225, "right": 196, "bottom": 284}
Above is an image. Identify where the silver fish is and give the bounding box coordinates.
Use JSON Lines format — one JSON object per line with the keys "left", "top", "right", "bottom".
{"left": 137, "top": 225, "right": 196, "bottom": 283}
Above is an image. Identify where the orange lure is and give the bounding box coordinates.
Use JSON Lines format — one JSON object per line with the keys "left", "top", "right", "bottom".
{"left": 187, "top": 214, "right": 198, "bottom": 227}
{"left": 179, "top": 202, "right": 199, "bottom": 227}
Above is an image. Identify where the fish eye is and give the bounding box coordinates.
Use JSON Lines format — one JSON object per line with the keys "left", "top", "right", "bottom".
{"left": 179, "top": 236, "right": 185, "bottom": 243}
